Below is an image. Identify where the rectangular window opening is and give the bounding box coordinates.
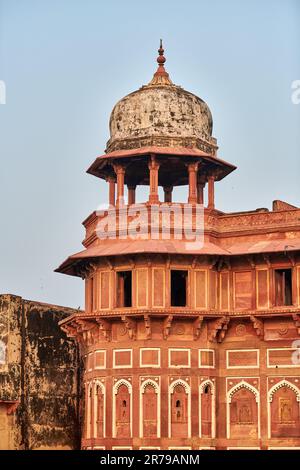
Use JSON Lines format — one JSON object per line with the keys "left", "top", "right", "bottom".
{"left": 274, "top": 268, "right": 293, "bottom": 306}
{"left": 117, "top": 271, "right": 132, "bottom": 308}
{"left": 171, "top": 270, "right": 188, "bottom": 307}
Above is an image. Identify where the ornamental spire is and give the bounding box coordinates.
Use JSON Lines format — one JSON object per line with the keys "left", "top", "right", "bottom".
{"left": 148, "top": 39, "right": 173, "bottom": 86}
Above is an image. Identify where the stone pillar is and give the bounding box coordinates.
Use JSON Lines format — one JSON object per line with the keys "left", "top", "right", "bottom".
{"left": 128, "top": 185, "right": 136, "bottom": 205}
{"left": 163, "top": 186, "right": 173, "bottom": 203}
{"left": 197, "top": 182, "right": 205, "bottom": 205}
{"left": 114, "top": 164, "right": 125, "bottom": 207}
{"left": 148, "top": 155, "right": 160, "bottom": 204}
{"left": 208, "top": 175, "right": 215, "bottom": 209}
{"left": 107, "top": 176, "right": 116, "bottom": 206}
{"left": 188, "top": 162, "right": 198, "bottom": 204}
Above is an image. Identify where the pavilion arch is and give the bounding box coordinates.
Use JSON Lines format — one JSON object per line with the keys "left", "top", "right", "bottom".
{"left": 226, "top": 380, "right": 260, "bottom": 439}
{"left": 199, "top": 379, "right": 216, "bottom": 438}
{"left": 267, "top": 379, "right": 300, "bottom": 438}
{"left": 168, "top": 379, "right": 191, "bottom": 438}
{"left": 112, "top": 379, "right": 132, "bottom": 438}
{"left": 139, "top": 379, "right": 160, "bottom": 438}
{"left": 93, "top": 380, "right": 106, "bottom": 438}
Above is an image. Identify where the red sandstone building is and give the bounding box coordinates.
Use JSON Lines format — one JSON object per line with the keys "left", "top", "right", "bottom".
{"left": 57, "top": 43, "right": 300, "bottom": 450}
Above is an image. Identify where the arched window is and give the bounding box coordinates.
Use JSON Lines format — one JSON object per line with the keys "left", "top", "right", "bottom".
{"left": 94, "top": 383, "right": 105, "bottom": 438}
{"left": 199, "top": 381, "right": 215, "bottom": 438}
{"left": 227, "top": 382, "right": 259, "bottom": 439}
{"left": 269, "top": 381, "right": 300, "bottom": 438}
{"left": 114, "top": 381, "right": 132, "bottom": 438}
{"left": 86, "top": 383, "right": 93, "bottom": 439}
{"left": 141, "top": 382, "right": 159, "bottom": 438}
{"left": 169, "top": 381, "right": 190, "bottom": 438}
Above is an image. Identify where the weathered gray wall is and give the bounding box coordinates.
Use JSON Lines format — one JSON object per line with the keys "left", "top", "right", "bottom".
{"left": 0, "top": 294, "right": 82, "bottom": 450}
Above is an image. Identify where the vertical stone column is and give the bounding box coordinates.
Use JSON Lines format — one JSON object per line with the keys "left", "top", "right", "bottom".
{"left": 113, "top": 164, "right": 125, "bottom": 207}
{"left": 208, "top": 175, "right": 215, "bottom": 209}
{"left": 163, "top": 186, "right": 173, "bottom": 203}
{"left": 187, "top": 162, "right": 198, "bottom": 204}
{"left": 148, "top": 155, "right": 160, "bottom": 204}
{"left": 197, "top": 181, "right": 205, "bottom": 205}
{"left": 107, "top": 176, "right": 116, "bottom": 206}
{"left": 127, "top": 185, "right": 136, "bottom": 205}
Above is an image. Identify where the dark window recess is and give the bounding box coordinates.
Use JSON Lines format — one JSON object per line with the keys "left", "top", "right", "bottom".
{"left": 274, "top": 269, "right": 293, "bottom": 306}
{"left": 171, "top": 270, "right": 188, "bottom": 307}
{"left": 117, "top": 271, "right": 132, "bottom": 307}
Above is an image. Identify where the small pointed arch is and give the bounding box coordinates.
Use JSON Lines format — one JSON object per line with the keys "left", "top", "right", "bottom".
{"left": 113, "top": 378, "right": 132, "bottom": 438}
{"left": 169, "top": 378, "right": 190, "bottom": 394}
{"left": 94, "top": 380, "right": 105, "bottom": 395}
{"left": 268, "top": 379, "right": 300, "bottom": 403}
{"left": 86, "top": 381, "right": 93, "bottom": 439}
{"left": 169, "top": 379, "right": 191, "bottom": 438}
{"left": 199, "top": 379, "right": 215, "bottom": 395}
{"left": 227, "top": 380, "right": 260, "bottom": 439}
{"left": 141, "top": 378, "right": 159, "bottom": 394}
{"left": 113, "top": 378, "right": 132, "bottom": 394}
{"left": 140, "top": 378, "right": 160, "bottom": 438}
{"left": 93, "top": 380, "right": 106, "bottom": 438}
{"left": 228, "top": 380, "right": 259, "bottom": 403}
{"left": 199, "top": 379, "right": 216, "bottom": 438}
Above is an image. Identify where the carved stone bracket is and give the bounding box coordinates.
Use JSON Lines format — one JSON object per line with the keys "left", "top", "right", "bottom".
{"left": 121, "top": 316, "right": 137, "bottom": 340}
{"left": 96, "top": 318, "right": 112, "bottom": 342}
{"left": 263, "top": 254, "right": 271, "bottom": 267}
{"left": 163, "top": 315, "right": 173, "bottom": 340}
{"left": 287, "top": 252, "right": 296, "bottom": 267}
{"left": 292, "top": 314, "right": 300, "bottom": 335}
{"left": 144, "top": 314, "right": 151, "bottom": 339}
{"left": 209, "top": 316, "right": 230, "bottom": 343}
{"left": 193, "top": 316, "right": 204, "bottom": 340}
{"left": 250, "top": 315, "right": 264, "bottom": 339}
{"left": 60, "top": 322, "right": 78, "bottom": 338}
{"left": 78, "top": 261, "right": 98, "bottom": 280}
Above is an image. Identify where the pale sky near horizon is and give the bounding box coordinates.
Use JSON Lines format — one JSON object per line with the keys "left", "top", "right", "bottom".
{"left": 0, "top": 0, "right": 299, "bottom": 309}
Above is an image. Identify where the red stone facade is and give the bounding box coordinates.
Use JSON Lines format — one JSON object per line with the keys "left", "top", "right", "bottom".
{"left": 57, "top": 44, "right": 300, "bottom": 450}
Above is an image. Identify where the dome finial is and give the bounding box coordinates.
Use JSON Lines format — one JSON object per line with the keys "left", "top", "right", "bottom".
{"left": 157, "top": 39, "right": 165, "bottom": 65}
{"left": 147, "top": 39, "right": 173, "bottom": 87}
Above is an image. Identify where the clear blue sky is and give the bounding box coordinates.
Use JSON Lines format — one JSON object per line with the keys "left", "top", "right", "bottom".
{"left": 0, "top": 0, "right": 299, "bottom": 308}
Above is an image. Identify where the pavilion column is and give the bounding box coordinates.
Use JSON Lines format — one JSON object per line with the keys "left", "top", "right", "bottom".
{"left": 207, "top": 175, "right": 215, "bottom": 209}
{"left": 128, "top": 185, "right": 136, "bottom": 205}
{"left": 197, "top": 181, "right": 205, "bottom": 205}
{"left": 113, "top": 164, "right": 126, "bottom": 207}
{"left": 163, "top": 186, "right": 173, "bottom": 203}
{"left": 107, "top": 176, "right": 116, "bottom": 206}
{"left": 187, "top": 162, "right": 198, "bottom": 204}
{"left": 148, "top": 155, "right": 160, "bottom": 203}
